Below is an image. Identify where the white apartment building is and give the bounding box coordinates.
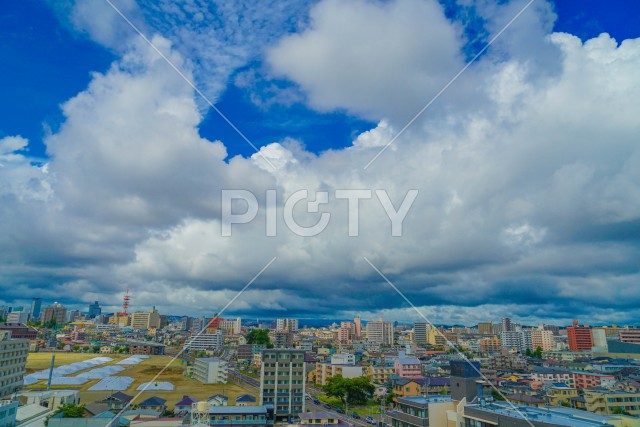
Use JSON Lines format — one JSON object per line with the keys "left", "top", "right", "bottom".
{"left": 193, "top": 358, "right": 228, "bottom": 384}
{"left": 366, "top": 318, "right": 393, "bottom": 346}
{"left": 6, "top": 312, "right": 29, "bottom": 324}
{"left": 187, "top": 331, "right": 223, "bottom": 351}
{"left": 0, "top": 331, "right": 28, "bottom": 398}
{"left": 276, "top": 319, "right": 298, "bottom": 332}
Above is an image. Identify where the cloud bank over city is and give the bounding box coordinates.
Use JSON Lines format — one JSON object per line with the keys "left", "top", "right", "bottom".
{"left": 1, "top": 0, "right": 639, "bottom": 325}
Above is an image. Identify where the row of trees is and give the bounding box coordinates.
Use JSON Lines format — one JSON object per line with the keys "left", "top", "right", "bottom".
{"left": 323, "top": 375, "right": 375, "bottom": 405}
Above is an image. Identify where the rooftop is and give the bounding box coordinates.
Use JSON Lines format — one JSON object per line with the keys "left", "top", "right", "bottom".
{"left": 466, "top": 403, "right": 615, "bottom": 427}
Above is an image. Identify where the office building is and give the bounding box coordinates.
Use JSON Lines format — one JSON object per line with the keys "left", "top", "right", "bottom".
{"left": 567, "top": 320, "right": 593, "bottom": 351}
{"left": 88, "top": 301, "right": 101, "bottom": 318}
{"left": 30, "top": 298, "right": 41, "bottom": 320}
{"left": 259, "top": 349, "right": 306, "bottom": 421}
{"left": 0, "top": 331, "right": 28, "bottom": 398}
{"left": 276, "top": 319, "right": 298, "bottom": 332}
{"left": 193, "top": 358, "right": 228, "bottom": 384}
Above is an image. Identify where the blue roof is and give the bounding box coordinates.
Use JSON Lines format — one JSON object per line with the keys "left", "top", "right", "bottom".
{"left": 139, "top": 396, "right": 166, "bottom": 406}
{"left": 236, "top": 394, "right": 257, "bottom": 402}
{"left": 93, "top": 411, "right": 116, "bottom": 419}
{"left": 175, "top": 395, "right": 199, "bottom": 406}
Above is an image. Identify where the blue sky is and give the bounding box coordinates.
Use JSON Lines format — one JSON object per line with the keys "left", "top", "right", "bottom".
{"left": 1, "top": 0, "right": 640, "bottom": 325}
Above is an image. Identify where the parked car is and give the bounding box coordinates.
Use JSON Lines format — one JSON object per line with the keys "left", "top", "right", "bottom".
{"left": 324, "top": 403, "right": 332, "bottom": 409}
{"left": 305, "top": 395, "right": 311, "bottom": 400}
{"left": 314, "top": 399, "right": 320, "bottom": 405}
{"left": 336, "top": 408, "right": 345, "bottom": 414}
{"left": 351, "top": 412, "right": 361, "bottom": 419}
{"left": 366, "top": 417, "right": 375, "bottom": 424}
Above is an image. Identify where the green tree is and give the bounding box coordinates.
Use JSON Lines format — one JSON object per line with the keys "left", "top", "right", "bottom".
{"left": 491, "top": 390, "right": 505, "bottom": 401}
{"left": 246, "top": 329, "right": 273, "bottom": 348}
{"left": 323, "top": 375, "right": 375, "bottom": 406}
{"left": 525, "top": 348, "right": 533, "bottom": 357}
{"left": 533, "top": 346, "right": 543, "bottom": 359}
{"left": 45, "top": 319, "right": 57, "bottom": 329}
{"left": 54, "top": 403, "right": 85, "bottom": 417}
{"left": 72, "top": 344, "right": 80, "bottom": 352}
{"left": 92, "top": 346, "right": 100, "bottom": 353}
{"left": 611, "top": 407, "right": 630, "bottom": 415}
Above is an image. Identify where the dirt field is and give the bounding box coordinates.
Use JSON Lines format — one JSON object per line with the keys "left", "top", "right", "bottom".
{"left": 26, "top": 353, "right": 256, "bottom": 409}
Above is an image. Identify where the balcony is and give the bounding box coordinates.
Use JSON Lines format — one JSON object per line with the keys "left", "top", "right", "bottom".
{"left": 388, "top": 411, "right": 428, "bottom": 427}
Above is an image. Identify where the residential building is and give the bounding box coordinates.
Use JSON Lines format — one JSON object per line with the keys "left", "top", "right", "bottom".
{"left": 187, "top": 331, "right": 223, "bottom": 351}
{"left": 130, "top": 307, "right": 161, "bottom": 330}
{"left": 276, "top": 319, "right": 298, "bottom": 332}
{"left": 30, "top": 299, "right": 41, "bottom": 320}
{"left": 338, "top": 322, "right": 355, "bottom": 344}
{"left": 530, "top": 327, "right": 555, "bottom": 351}
{"left": 477, "top": 322, "right": 493, "bottom": 335}
{"left": 567, "top": 320, "right": 593, "bottom": 351}
{"left": 219, "top": 318, "right": 242, "bottom": 335}
{"left": 65, "top": 310, "right": 80, "bottom": 323}
{"left": 500, "top": 330, "right": 524, "bottom": 351}
{"left": 138, "top": 396, "right": 167, "bottom": 412}
{"left": 0, "top": 331, "right": 28, "bottom": 398}
{"left": 272, "top": 331, "right": 293, "bottom": 349}
{"left": 354, "top": 317, "right": 362, "bottom": 339}
{"left": 193, "top": 358, "right": 228, "bottom": 384}
{"left": 502, "top": 317, "right": 513, "bottom": 332}
{"left": 393, "top": 378, "right": 450, "bottom": 398}
{"left": 198, "top": 405, "right": 274, "bottom": 427}
{"left": 41, "top": 304, "right": 67, "bottom": 326}
{"left": 530, "top": 367, "right": 574, "bottom": 387}
{"left": 395, "top": 353, "right": 422, "bottom": 378}
{"left": 583, "top": 389, "right": 640, "bottom": 416}
{"left": 259, "top": 349, "right": 306, "bottom": 421}
{"left": 96, "top": 392, "right": 133, "bottom": 410}
{"left": 619, "top": 329, "right": 640, "bottom": 345}
{"left": 88, "top": 301, "right": 101, "bottom": 318}
{"left": 316, "top": 363, "right": 363, "bottom": 386}
{"left": 479, "top": 335, "right": 500, "bottom": 354}
{"left": 127, "top": 342, "right": 165, "bottom": 355}
{"left": 414, "top": 323, "right": 428, "bottom": 346}
{"left": 235, "top": 394, "right": 257, "bottom": 406}
{"left": 388, "top": 395, "right": 455, "bottom": 427}
{"left": 546, "top": 383, "right": 579, "bottom": 406}
{"left": 364, "top": 364, "right": 395, "bottom": 385}
{"left": 366, "top": 317, "right": 393, "bottom": 346}
{"left": 238, "top": 344, "right": 266, "bottom": 362}
{"left": 299, "top": 411, "right": 350, "bottom": 427}
{"left": 591, "top": 328, "right": 609, "bottom": 352}
{"left": 573, "top": 372, "right": 616, "bottom": 390}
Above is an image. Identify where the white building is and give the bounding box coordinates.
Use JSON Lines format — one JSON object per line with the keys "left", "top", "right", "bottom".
{"left": 366, "top": 317, "right": 393, "bottom": 346}
{"left": 187, "top": 331, "right": 223, "bottom": 351}
{"left": 0, "top": 331, "right": 28, "bottom": 398}
{"left": 6, "top": 311, "right": 29, "bottom": 324}
{"left": 330, "top": 353, "right": 355, "bottom": 365}
{"left": 276, "top": 319, "right": 298, "bottom": 332}
{"left": 193, "top": 358, "right": 228, "bottom": 384}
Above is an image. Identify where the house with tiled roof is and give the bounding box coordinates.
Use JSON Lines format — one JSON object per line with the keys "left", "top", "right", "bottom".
{"left": 235, "top": 394, "right": 257, "bottom": 406}
{"left": 138, "top": 396, "right": 167, "bottom": 413}
{"left": 174, "top": 395, "right": 199, "bottom": 415}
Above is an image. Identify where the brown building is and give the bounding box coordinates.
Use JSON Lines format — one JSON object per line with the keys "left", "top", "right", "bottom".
{"left": 127, "top": 341, "right": 165, "bottom": 355}
{"left": 0, "top": 323, "right": 37, "bottom": 339}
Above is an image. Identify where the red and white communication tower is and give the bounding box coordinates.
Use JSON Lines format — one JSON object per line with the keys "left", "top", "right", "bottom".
{"left": 122, "top": 289, "right": 131, "bottom": 315}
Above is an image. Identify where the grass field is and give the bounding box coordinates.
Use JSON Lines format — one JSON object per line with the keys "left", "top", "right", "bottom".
{"left": 26, "top": 353, "right": 256, "bottom": 409}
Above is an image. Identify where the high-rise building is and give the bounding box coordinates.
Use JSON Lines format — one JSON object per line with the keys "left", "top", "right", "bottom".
{"left": 477, "top": 322, "right": 493, "bottom": 335}
{"left": 66, "top": 310, "right": 81, "bottom": 323}
{"left": 6, "top": 311, "right": 29, "bottom": 324}
{"left": 42, "top": 303, "right": 67, "bottom": 326}
{"left": 567, "top": 320, "right": 593, "bottom": 351}
{"left": 259, "top": 349, "right": 306, "bottom": 421}
{"left": 354, "top": 317, "right": 362, "bottom": 338}
{"left": 413, "top": 322, "right": 429, "bottom": 346}
{"left": 130, "top": 307, "right": 161, "bottom": 330}
{"left": 530, "top": 328, "right": 555, "bottom": 351}
{"left": 338, "top": 321, "right": 355, "bottom": 343}
{"left": 272, "top": 331, "right": 294, "bottom": 348}
{"left": 219, "top": 317, "right": 242, "bottom": 335}
{"left": 276, "top": 318, "right": 298, "bottom": 332}
{"left": 500, "top": 330, "right": 524, "bottom": 351}
{"left": 501, "top": 318, "right": 513, "bottom": 333}
{"left": 88, "top": 301, "right": 101, "bottom": 318}
{"left": 187, "top": 331, "right": 223, "bottom": 351}
{"left": 0, "top": 331, "right": 28, "bottom": 398}
{"left": 30, "top": 298, "right": 41, "bottom": 320}
{"left": 366, "top": 317, "right": 393, "bottom": 346}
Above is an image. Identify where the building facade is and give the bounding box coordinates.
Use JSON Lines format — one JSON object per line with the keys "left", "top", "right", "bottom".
{"left": 259, "top": 349, "right": 306, "bottom": 421}
{"left": 0, "top": 331, "right": 28, "bottom": 398}
{"left": 193, "top": 358, "right": 228, "bottom": 384}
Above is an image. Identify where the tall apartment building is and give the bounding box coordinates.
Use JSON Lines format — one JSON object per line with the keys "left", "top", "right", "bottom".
{"left": 0, "top": 331, "right": 29, "bottom": 398}
{"left": 479, "top": 335, "right": 501, "bottom": 353}
{"left": 619, "top": 329, "right": 640, "bottom": 344}
{"left": 500, "top": 331, "right": 523, "bottom": 350}
{"left": 413, "top": 322, "right": 428, "bottom": 346}
{"left": 276, "top": 319, "right": 299, "bottom": 332}
{"left": 30, "top": 298, "right": 41, "bottom": 320}
{"left": 354, "top": 317, "right": 362, "bottom": 338}
{"left": 193, "top": 358, "right": 228, "bottom": 384}
{"left": 501, "top": 317, "right": 513, "bottom": 333}
{"left": 130, "top": 307, "right": 161, "bottom": 330}
{"left": 366, "top": 317, "right": 393, "bottom": 346}
{"left": 42, "top": 303, "right": 66, "bottom": 326}
{"left": 272, "top": 331, "right": 294, "bottom": 349}
{"left": 187, "top": 331, "right": 223, "bottom": 351}
{"left": 477, "top": 322, "right": 493, "bottom": 335}
{"left": 530, "top": 328, "right": 555, "bottom": 351}
{"left": 338, "top": 322, "right": 355, "bottom": 343}
{"left": 219, "top": 317, "right": 242, "bottom": 335}
{"left": 567, "top": 320, "right": 593, "bottom": 351}
{"left": 259, "top": 349, "right": 306, "bottom": 421}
